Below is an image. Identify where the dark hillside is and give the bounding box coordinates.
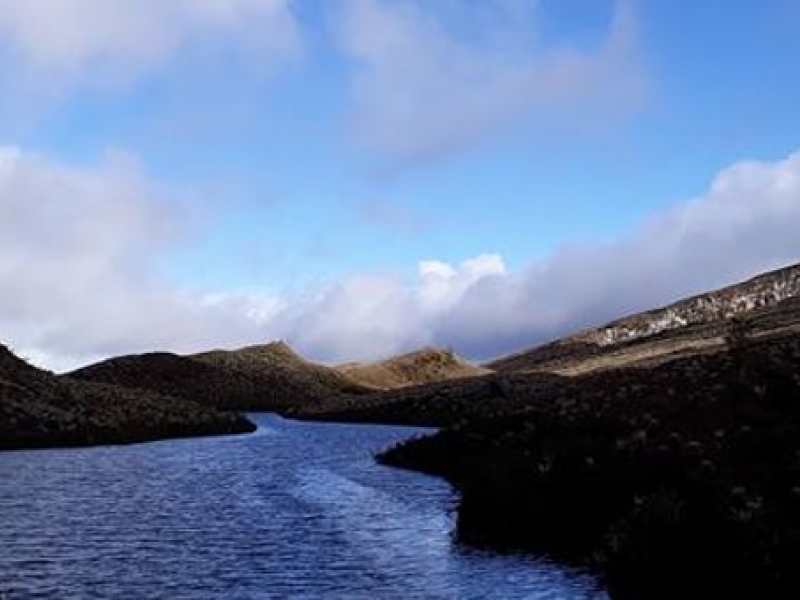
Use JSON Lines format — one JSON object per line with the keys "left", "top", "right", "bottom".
{"left": 1, "top": 342, "right": 254, "bottom": 451}
{"left": 380, "top": 330, "right": 800, "bottom": 598}
{"left": 70, "top": 341, "right": 370, "bottom": 412}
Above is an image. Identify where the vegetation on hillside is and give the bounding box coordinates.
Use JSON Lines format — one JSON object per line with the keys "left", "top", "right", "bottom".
{"left": 68, "top": 341, "right": 370, "bottom": 412}
{"left": 379, "top": 329, "right": 800, "bottom": 598}
{"left": 0, "top": 342, "right": 254, "bottom": 451}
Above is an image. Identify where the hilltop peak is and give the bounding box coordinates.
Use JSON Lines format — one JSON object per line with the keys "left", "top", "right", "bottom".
{"left": 337, "top": 346, "right": 489, "bottom": 390}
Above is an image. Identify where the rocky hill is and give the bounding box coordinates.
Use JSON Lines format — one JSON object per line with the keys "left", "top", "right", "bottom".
{"left": 0, "top": 342, "right": 255, "bottom": 451}
{"left": 69, "top": 341, "right": 370, "bottom": 412}
{"left": 336, "top": 347, "right": 489, "bottom": 390}
{"left": 490, "top": 262, "right": 800, "bottom": 375}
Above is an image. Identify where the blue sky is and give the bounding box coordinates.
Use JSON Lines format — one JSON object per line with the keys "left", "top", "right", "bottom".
{"left": 1, "top": 0, "right": 799, "bottom": 370}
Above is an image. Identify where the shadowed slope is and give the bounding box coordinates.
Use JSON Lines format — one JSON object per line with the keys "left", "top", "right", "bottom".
{"left": 379, "top": 329, "right": 800, "bottom": 598}
{"left": 68, "top": 351, "right": 270, "bottom": 410}
{"left": 359, "top": 262, "right": 800, "bottom": 598}
{"left": 191, "top": 341, "right": 370, "bottom": 407}
{"left": 1, "top": 342, "right": 254, "bottom": 451}
{"left": 70, "top": 341, "right": 370, "bottom": 412}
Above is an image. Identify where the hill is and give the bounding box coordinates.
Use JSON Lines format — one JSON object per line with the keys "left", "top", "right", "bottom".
{"left": 68, "top": 351, "right": 270, "bottom": 410}
{"left": 489, "top": 262, "right": 800, "bottom": 375}
{"left": 336, "top": 347, "right": 489, "bottom": 390}
{"left": 191, "top": 341, "right": 370, "bottom": 408}
{"left": 0, "top": 342, "right": 254, "bottom": 451}
{"left": 69, "top": 341, "right": 370, "bottom": 412}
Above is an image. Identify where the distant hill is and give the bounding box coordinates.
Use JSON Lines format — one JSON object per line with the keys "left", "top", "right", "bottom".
{"left": 191, "top": 341, "right": 370, "bottom": 407}
{"left": 336, "top": 347, "right": 490, "bottom": 390}
{"left": 0, "top": 341, "right": 254, "bottom": 451}
{"left": 70, "top": 341, "right": 370, "bottom": 412}
{"left": 489, "top": 262, "right": 800, "bottom": 375}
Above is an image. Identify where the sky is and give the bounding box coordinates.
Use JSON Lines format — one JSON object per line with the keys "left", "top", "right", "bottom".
{"left": 1, "top": 0, "right": 800, "bottom": 372}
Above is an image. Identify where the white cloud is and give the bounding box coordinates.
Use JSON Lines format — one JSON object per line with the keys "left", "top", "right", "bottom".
{"left": 276, "top": 254, "right": 507, "bottom": 362}
{"left": 0, "top": 0, "right": 300, "bottom": 89}
{"left": 0, "top": 145, "right": 271, "bottom": 371}
{"left": 3, "top": 147, "right": 800, "bottom": 371}
{"left": 338, "top": 0, "right": 646, "bottom": 163}
{"left": 418, "top": 254, "right": 506, "bottom": 313}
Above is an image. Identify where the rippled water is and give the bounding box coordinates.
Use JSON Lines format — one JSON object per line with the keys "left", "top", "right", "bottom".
{"left": 0, "top": 414, "right": 607, "bottom": 599}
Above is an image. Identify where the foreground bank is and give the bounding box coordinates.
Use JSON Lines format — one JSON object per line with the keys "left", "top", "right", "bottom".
{"left": 378, "top": 331, "right": 800, "bottom": 598}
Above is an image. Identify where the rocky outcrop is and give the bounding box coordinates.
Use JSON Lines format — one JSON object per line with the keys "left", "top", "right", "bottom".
{"left": 0, "top": 342, "right": 255, "bottom": 451}
{"left": 490, "top": 263, "right": 800, "bottom": 375}
{"left": 587, "top": 263, "right": 800, "bottom": 346}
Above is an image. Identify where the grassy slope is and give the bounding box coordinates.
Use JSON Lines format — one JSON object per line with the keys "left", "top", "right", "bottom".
{"left": 294, "top": 266, "right": 800, "bottom": 427}
{"left": 191, "top": 341, "right": 370, "bottom": 407}
{"left": 69, "top": 341, "right": 370, "bottom": 412}
{"left": 336, "top": 347, "right": 489, "bottom": 390}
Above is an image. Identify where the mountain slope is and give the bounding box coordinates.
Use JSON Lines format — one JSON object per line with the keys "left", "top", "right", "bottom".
{"left": 489, "top": 262, "right": 800, "bottom": 375}
{"left": 336, "top": 347, "right": 490, "bottom": 390}
{"left": 0, "top": 342, "right": 254, "bottom": 451}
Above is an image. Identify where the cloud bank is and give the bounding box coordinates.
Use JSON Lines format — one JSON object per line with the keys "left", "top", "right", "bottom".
{"left": 280, "top": 148, "right": 800, "bottom": 362}
{"left": 0, "top": 146, "right": 274, "bottom": 370}
{"left": 1, "top": 146, "right": 799, "bottom": 371}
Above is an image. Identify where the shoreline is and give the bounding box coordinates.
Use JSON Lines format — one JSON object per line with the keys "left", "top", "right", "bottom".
{"left": 370, "top": 333, "right": 800, "bottom": 598}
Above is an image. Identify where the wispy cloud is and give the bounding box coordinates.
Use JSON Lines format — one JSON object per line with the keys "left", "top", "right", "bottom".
{"left": 337, "top": 0, "right": 647, "bottom": 164}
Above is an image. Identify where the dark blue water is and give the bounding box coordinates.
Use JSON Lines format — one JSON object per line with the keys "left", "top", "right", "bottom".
{"left": 0, "top": 414, "right": 607, "bottom": 599}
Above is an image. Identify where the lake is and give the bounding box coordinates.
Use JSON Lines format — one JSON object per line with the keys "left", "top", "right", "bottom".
{"left": 0, "top": 414, "right": 607, "bottom": 599}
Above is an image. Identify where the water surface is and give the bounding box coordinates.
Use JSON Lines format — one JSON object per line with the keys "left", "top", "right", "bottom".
{"left": 0, "top": 414, "right": 607, "bottom": 599}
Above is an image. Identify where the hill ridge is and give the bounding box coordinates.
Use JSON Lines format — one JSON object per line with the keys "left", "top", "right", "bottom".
{"left": 489, "top": 262, "right": 800, "bottom": 374}
{"left": 336, "top": 346, "right": 489, "bottom": 390}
